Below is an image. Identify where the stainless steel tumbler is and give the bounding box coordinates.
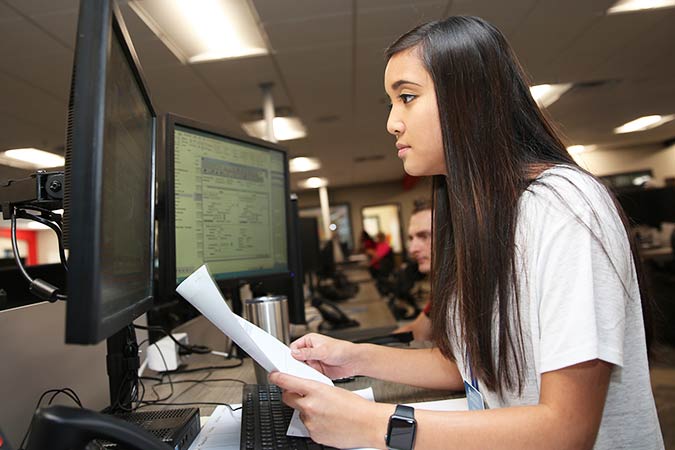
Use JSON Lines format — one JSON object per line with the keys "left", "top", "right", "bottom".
{"left": 244, "top": 295, "right": 290, "bottom": 384}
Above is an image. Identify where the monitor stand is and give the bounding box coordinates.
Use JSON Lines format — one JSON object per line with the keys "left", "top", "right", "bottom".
{"left": 106, "top": 325, "right": 139, "bottom": 412}
{"left": 104, "top": 325, "right": 201, "bottom": 450}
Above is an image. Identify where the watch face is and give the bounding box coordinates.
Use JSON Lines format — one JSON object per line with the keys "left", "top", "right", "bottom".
{"left": 387, "top": 416, "right": 416, "bottom": 449}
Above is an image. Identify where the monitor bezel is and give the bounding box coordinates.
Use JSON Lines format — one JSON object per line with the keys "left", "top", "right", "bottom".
{"left": 65, "top": 0, "right": 157, "bottom": 345}
{"left": 158, "top": 113, "right": 293, "bottom": 300}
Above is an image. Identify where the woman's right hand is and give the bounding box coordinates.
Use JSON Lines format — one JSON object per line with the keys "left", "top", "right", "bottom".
{"left": 289, "top": 333, "right": 360, "bottom": 380}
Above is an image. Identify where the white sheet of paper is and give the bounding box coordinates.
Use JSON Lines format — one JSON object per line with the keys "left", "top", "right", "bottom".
{"left": 176, "top": 265, "right": 334, "bottom": 385}
{"left": 186, "top": 405, "right": 241, "bottom": 450}
{"left": 286, "top": 387, "right": 374, "bottom": 438}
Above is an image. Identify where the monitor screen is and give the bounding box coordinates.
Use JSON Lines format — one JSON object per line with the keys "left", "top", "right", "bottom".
{"left": 65, "top": 0, "right": 156, "bottom": 345}
{"left": 162, "top": 115, "right": 290, "bottom": 289}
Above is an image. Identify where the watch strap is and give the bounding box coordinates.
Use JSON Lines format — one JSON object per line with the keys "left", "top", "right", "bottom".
{"left": 394, "top": 404, "right": 414, "bottom": 420}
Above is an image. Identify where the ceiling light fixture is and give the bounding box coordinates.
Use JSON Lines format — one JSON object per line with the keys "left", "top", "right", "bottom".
{"left": 242, "top": 117, "right": 307, "bottom": 141}
{"left": 128, "top": 0, "right": 268, "bottom": 64}
{"left": 607, "top": 0, "right": 675, "bottom": 14}
{"left": 289, "top": 157, "right": 321, "bottom": 173}
{"left": 530, "top": 83, "right": 572, "bottom": 108}
{"left": 614, "top": 114, "right": 675, "bottom": 134}
{"left": 567, "top": 145, "right": 593, "bottom": 155}
{"left": 1, "top": 148, "right": 64, "bottom": 169}
{"left": 298, "top": 177, "right": 328, "bottom": 189}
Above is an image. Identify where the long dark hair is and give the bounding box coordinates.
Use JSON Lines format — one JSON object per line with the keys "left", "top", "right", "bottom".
{"left": 386, "top": 16, "right": 653, "bottom": 396}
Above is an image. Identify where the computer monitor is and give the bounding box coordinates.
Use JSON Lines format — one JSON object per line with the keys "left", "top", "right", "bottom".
{"left": 299, "top": 217, "right": 321, "bottom": 274}
{"left": 248, "top": 194, "right": 306, "bottom": 325}
{"left": 616, "top": 187, "right": 675, "bottom": 228}
{"left": 158, "top": 114, "right": 291, "bottom": 312}
{"left": 63, "top": 0, "right": 156, "bottom": 345}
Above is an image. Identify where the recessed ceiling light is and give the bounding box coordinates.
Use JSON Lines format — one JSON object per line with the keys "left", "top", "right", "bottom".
{"left": 614, "top": 115, "right": 675, "bottom": 134}
{"left": 289, "top": 157, "right": 321, "bottom": 173}
{"left": 530, "top": 83, "right": 572, "bottom": 108}
{"left": 242, "top": 117, "right": 307, "bottom": 141}
{"left": 129, "top": 0, "right": 268, "bottom": 63}
{"left": 1, "top": 148, "right": 64, "bottom": 169}
{"left": 298, "top": 177, "right": 328, "bottom": 189}
{"left": 607, "top": 0, "right": 675, "bottom": 14}
{"left": 567, "top": 145, "right": 597, "bottom": 155}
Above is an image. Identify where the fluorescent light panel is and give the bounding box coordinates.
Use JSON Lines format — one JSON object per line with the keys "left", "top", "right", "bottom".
{"left": 614, "top": 114, "right": 675, "bottom": 133}
{"left": 129, "top": 0, "right": 268, "bottom": 63}
{"left": 607, "top": 0, "right": 675, "bottom": 13}
{"left": 298, "top": 177, "right": 328, "bottom": 189}
{"left": 1, "top": 148, "right": 64, "bottom": 169}
{"left": 289, "top": 157, "right": 321, "bottom": 173}
{"left": 530, "top": 83, "right": 572, "bottom": 108}
{"left": 242, "top": 117, "right": 307, "bottom": 141}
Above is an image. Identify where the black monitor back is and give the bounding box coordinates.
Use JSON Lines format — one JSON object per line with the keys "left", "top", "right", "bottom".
{"left": 616, "top": 187, "right": 675, "bottom": 227}
{"left": 299, "top": 217, "right": 321, "bottom": 274}
{"left": 249, "top": 195, "right": 306, "bottom": 325}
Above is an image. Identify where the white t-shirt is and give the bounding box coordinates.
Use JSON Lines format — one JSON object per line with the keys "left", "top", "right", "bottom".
{"left": 450, "top": 166, "right": 664, "bottom": 449}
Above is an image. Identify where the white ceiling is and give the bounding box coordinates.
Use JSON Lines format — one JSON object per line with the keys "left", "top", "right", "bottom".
{"left": 0, "top": 0, "right": 674, "bottom": 189}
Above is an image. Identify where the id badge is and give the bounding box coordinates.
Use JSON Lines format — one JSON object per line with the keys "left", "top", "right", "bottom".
{"left": 464, "top": 380, "right": 485, "bottom": 411}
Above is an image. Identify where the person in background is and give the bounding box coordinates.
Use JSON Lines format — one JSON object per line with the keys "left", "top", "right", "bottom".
{"left": 394, "top": 199, "right": 433, "bottom": 341}
{"left": 270, "top": 16, "right": 662, "bottom": 450}
{"left": 360, "top": 230, "right": 376, "bottom": 255}
{"left": 367, "top": 232, "right": 393, "bottom": 279}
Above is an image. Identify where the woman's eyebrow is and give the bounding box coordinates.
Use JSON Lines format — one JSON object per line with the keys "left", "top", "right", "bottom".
{"left": 390, "top": 79, "right": 422, "bottom": 90}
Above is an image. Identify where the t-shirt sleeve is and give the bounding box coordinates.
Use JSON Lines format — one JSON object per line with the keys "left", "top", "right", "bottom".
{"left": 527, "top": 183, "right": 631, "bottom": 374}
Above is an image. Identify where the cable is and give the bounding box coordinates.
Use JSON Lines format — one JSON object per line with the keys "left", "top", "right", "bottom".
{"left": 140, "top": 341, "right": 174, "bottom": 406}
{"left": 149, "top": 377, "right": 247, "bottom": 387}
{"left": 133, "top": 324, "right": 212, "bottom": 355}
{"left": 140, "top": 375, "right": 162, "bottom": 382}
{"left": 158, "top": 360, "right": 243, "bottom": 375}
{"left": 47, "top": 388, "right": 83, "bottom": 407}
{"left": 11, "top": 211, "right": 34, "bottom": 286}
{"left": 10, "top": 206, "right": 67, "bottom": 301}
{"left": 18, "top": 209, "right": 67, "bottom": 271}
{"left": 18, "top": 388, "right": 83, "bottom": 450}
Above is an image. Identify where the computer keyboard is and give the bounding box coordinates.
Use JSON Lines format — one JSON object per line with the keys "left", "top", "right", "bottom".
{"left": 240, "top": 384, "right": 338, "bottom": 450}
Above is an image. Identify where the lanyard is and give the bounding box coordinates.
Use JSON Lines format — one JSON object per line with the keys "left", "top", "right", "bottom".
{"left": 466, "top": 351, "right": 479, "bottom": 391}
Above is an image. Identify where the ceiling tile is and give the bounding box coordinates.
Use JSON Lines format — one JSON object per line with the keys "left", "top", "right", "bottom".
{"left": 253, "top": 0, "right": 352, "bottom": 24}
{"left": 357, "top": 2, "right": 447, "bottom": 41}
{"left": 0, "top": 17, "right": 69, "bottom": 60}
{"left": 192, "top": 56, "right": 289, "bottom": 115}
{"left": 0, "top": 1, "right": 20, "bottom": 23}
{"left": 264, "top": 14, "right": 351, "bottom": 52}
{"left": 4, "top": 0, "right": 78, "bottom": 15}
{"left": 538, "top": 12, "right": 665, "bottom": 83}
{"left": 448, "top": 0, "right": 538, "bottom": 36}
{"left": 28, "top": 8, "right": 78, "bottom": 48}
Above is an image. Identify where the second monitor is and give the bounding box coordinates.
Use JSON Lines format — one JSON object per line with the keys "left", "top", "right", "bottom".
{"left": 157, "top": 114, "right": 297, "bottom": 319}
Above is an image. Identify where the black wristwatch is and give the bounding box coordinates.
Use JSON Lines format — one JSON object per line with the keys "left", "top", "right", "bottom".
{"left": 385, "top": 405, "right": 416, "bottom": 450}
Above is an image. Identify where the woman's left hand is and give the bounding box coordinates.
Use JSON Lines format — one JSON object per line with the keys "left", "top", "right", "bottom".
{"left": 269, "top": 371, "right": 393, "bottom": 449}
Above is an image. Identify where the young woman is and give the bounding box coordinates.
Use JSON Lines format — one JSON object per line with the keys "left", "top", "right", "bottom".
{"left": 269, "top": 16, "right": 664, "bottom": 450}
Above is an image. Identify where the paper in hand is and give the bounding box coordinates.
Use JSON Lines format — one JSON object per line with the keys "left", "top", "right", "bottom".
{"left": 175, "top": 265, "right": 333, "bottom": 385}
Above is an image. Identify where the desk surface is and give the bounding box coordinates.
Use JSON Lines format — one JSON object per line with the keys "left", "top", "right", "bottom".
{"left": 151, "top": 273, "right": 458, "bottom": 418}
{"left": 144, "top": 355, "right": 462, "bottom": 418}
{"left": 149, "top": 311, "right": 459, "bottom": 417}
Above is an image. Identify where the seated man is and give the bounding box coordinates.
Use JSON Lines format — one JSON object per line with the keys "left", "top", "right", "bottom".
{"left": 394, "top": 199, "right": 433, "bottom": 341}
